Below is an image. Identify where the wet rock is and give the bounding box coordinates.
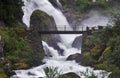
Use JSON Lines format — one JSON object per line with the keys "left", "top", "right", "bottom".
{"left": 23, "top": 10, "right": 56, "bottom": 66}
{"left": 72, "top": 36, "right": 82, "bottom": 49}
{"left": 49, "top": 0, "right": 62, "bottom": 10}
{"left": 30, "top": 10, "right": 56, "bottom": 32}
{"left": 61, "top": 0, "right": 83, "bottom": 26}
{"left": 27, "top": 72, "right": 36, "bottom": 76}
{"left": 58, "top": 72, "right": 81, "bottom": 78}
{"left": 67, "top": 53, "right": 84, "bottom": 64}
{"left": 49, "top": 0, "right": 58, "bottom": 8}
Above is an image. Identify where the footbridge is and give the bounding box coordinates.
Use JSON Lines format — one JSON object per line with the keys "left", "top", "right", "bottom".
{"left": 39, "top": 25, "right": 104, "bottom": 34}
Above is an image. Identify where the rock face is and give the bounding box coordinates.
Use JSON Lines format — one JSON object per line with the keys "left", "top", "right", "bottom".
{"left": 60, "top": 0, "right": 83, "bottom": 27}
{"left": 67, "top": 53, "right": 84, "bottom": 64}
{"left": 72, "top": 36, "right": 82, "bottom": 49}
{"left": 24, "top": 10, "right": 57, "bottom": 65}
{"left": 49, "top": 0, "right": 58, "bottom": 8}
{"left": 30, "top": 10, "right": 56, "bottom": 32}
{"left": 58, "top": 72, "right": 81, "bottom": 78}
{"left": 30, "top": 10, "right": 63, "bottom": 55}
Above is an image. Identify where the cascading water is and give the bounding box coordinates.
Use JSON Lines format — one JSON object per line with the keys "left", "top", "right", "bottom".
{"left": 12, "top": 0, "right": 110, "bottom": 78}
{"left": 56, "top": 0, "right": 62, "bottom": 10}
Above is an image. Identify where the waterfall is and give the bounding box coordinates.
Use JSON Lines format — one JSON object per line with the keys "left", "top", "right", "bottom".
{"left": 11, "top": 0, "right": 110, "bottom": 78}
{"left": 56, "top": 0, "right": 63, "bottom": 10}
{"left": 22, "top": 0, "right": 70, "bottom": 30}
{"left": 22, "top": 0, "right": 75, "bottom": 45}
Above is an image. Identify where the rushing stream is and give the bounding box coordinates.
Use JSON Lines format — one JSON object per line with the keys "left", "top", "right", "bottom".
{"left": 12, "top": 0, "right": 110, "bottom": 78}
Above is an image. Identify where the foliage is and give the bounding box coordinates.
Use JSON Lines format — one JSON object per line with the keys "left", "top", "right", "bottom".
{"left": 82, "top": 12, "right": 120, "bottom": 77}
{"left": 0, "top": 68, "right": 8, "bottom": 78}
{"left": 109, "top": 68, "right": 120, "bottom": 78}
{"left": 13, "top": 63, "right": 28, "bottom": 70}
{"left": 44, "top": 66, "right": 61, "bottom": 78}
{"left": 106, "top": 37, "right": 120, "bottom": 68}
{"left": 81, "top": 52, "right": 97, "bottom": 66}
{"left": 75, "top": 0, "right": 91, "bottom": 10}
{"left": 0, "top": 0, "right": 23, "bottom": 26}
{"left": 0, "top": 27, "right": 32, "bottom": 64}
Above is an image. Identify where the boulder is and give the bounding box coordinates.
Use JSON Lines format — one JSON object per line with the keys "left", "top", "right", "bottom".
{"left": 67, "top": 53, "right": 84, "bottom": 64}
{"left": 30, "top": 10, "right": 64, "bottom": 56}
{"left": 72, "top": 36, "right": 82, "bottom": 49}
{"left": 58, "top": 72, "right": 81, "bottom": 78}
{"left": 23, "top": 10, "right": 57, "bottom": 66}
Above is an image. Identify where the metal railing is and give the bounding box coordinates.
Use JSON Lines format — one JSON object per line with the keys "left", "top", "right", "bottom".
{"left": 39, "top": 25, "right": 105, "bottom": 32}
{"left": 40, "top": 25, "right": 85, "bottom": 31}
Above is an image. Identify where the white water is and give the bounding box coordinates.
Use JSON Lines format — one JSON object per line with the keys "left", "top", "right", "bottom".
{"left": 22, "top": 0, "right": 70, "bottom": 30}
{"left": 12, "top": 0, "right": 110, "bottom": 78}
{"left": 56, "top": 0, "right": 62, "bottom": 9}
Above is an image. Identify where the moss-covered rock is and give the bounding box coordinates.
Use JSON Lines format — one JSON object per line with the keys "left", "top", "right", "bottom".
{"left": 30, "top": 10, "right": 61, "bottom": 52}
{"left": 58, "top": 72, "right": 80, "bottom": 78}
{"left": 30, "top": 10, "right": 56, "bottom": 32}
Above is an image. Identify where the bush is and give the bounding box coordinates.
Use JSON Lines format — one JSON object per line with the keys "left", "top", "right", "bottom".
{"left": 106, "top": 37, "right": 120, "bottom": 68}
{"left": 0, "top": 68, "right": 8, "bottom": 78}
{"left": 0, "top": 0, "right": 23, "bottom": 26}
{"left": 0, "top": 26, "right": 33, "bottom": 64}
{"left": 44, "top": 66, "right": 61, "bottom": 78}
{"left": 109, "top": 71, "right": 120, "bottom": 78}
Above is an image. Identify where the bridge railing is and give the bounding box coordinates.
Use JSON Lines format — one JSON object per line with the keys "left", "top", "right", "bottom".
{"left": 40, "top": 25, "right": 85, "bottom": 31}
{"left": 40, "top": 25, "right": 105, "bottom": 32}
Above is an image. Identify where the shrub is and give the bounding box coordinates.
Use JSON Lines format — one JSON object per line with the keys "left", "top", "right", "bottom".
{"left": 44, "top": 66, "right": 61, "bottom": 78}
{"left": 0, "top": 68, "right": 8, "bottom": 78}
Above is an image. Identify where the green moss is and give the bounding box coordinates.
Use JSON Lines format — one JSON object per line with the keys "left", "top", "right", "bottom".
{"left": 94, "top": 63, "right": 108, "bottom": 71}
{"left": 0, "top": 74, "right": 8, "bottom": 78}
{"left": 0, "top": 68, "right": 8, "bottom": 78}
{"left": 32, "top": 10, "right": 49, "bottom": 26}
{"left": 58, "top": 72, "right": 80, "bottom": 78}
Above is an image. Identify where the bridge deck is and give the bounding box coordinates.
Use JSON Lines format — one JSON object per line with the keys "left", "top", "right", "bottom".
{"left": 39, "top": 31, "right": 86, "bottom": 34}
{"left": 38, "top": 25, "right": 103, "bottom": 34}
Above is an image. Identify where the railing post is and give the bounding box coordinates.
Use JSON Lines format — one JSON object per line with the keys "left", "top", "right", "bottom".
{"left": 82, "top": 26, "right": 83, "bottom": 31}
{"left": 64, "top": 25, "right": 66, "bottom": 31}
